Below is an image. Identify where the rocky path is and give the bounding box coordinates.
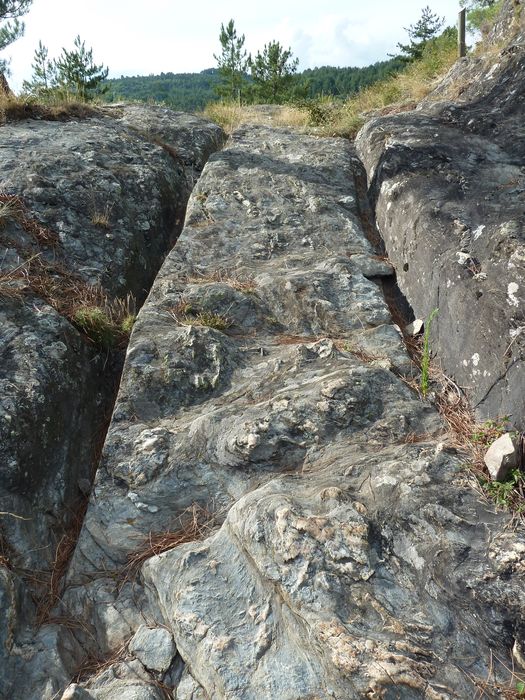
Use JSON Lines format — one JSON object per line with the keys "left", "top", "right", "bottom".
{"left": 2, "top": 120, "right": 525, "bottom": 699}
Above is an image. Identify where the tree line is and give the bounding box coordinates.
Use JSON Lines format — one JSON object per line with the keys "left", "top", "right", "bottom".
{"left": 0, "top": 0, "right": 504, "bottom": 105}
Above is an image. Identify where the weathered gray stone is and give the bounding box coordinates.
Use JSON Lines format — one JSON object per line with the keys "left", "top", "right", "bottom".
{"left": 0, "top": 106, "right": 224, "bottom": 699}
{"left": 175, "top": 672, "right": 207, "bottom": 700}
{"left": 61, "top": 684, "right": 95, "bottom": 699}
{"left": 83, "top": 659, "right": 165, "bottom": 700}
{"left": 143, "top": 442, "right": 525, "bottom": 700}
{"left": 355, "top": 1, "right": 525, "bottom": 428}
{"left": 4, "top": 27, "right": 525, "bottom": 696}
{"left": 484, "top": 432, "right": 519, "bottom": 480}
{"left": 55, "top": 123, "right": 524, "bottom": 700}
{"left": 129, "top": 625, "right": 175, "bottom": 673}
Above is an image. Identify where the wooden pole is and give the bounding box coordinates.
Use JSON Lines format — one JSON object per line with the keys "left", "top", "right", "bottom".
{"left": 458, "top": 9, "right": 467, "bottom": 58}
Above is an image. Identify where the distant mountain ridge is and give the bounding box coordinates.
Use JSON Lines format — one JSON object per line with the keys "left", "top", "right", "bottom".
{"left": 103, "top": 58, "right": 404, "bottom": 112}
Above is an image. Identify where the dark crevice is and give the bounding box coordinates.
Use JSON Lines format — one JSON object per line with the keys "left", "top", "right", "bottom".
{"left": 0, "top": 137, "right": 224, "bottom": 629}
{"left": 351, "top": 149, "right": 415, "bottom": 331}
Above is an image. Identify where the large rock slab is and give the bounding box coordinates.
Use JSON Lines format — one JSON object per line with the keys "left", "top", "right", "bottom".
{"left": 56, "top": 126, "right": 525, "bottom": 700}
{"left": 355, "top": 3, "right": 525, "bottom": 427}
{"left": 0, "top": 107, "right": 224, "bottom": 697}
{"left": 66, "top": 126, "right": 422, "bottom": 583}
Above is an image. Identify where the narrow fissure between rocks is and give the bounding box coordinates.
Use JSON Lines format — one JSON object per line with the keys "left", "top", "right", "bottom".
{"left": 0, "top": 111, "right": 226, "bottom": 629}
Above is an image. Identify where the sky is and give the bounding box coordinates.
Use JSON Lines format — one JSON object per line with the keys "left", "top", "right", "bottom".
{"left": 6, "top": 0, "right": 463, "bottom": 91}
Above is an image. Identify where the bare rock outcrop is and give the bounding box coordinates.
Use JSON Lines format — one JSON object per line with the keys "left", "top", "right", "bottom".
{"left": 27, "top": 126, "right": 522, "bottom": 700}
{"left": 355, "top": 0, "right": 525, "bottom": 428}
{"left": 3, "top": 19, "right": 525, "bottom": 694}
{"left": 0, "top": 106, "right": 224, "bottom": 698}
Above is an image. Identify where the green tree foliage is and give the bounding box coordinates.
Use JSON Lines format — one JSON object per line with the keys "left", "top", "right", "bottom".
{"left": 104, "top": 69, "right": 221, "bottom": 111}
{"left": 22, "top": 40, "right": 56, "bottom": 97}
{"left": 54, "top": 35, "right": 109, "bottom": 101}
{"left": 0, "top": 0, "right": 32, "bottom": 73}
{"left": 301, "top": 57, "right": 405, "bottom": 98}
{"left": 396, "top": 6, "right": 445, "bottom": 62}
{"left": 460, "top": 0, "right": 502, "bottom": 33}
{"left": 102, "top": 60, "right": 407, "bottom": 113}
{"left": 248, "top": 41, "right": 300, "bottom": 103}
{"left": 214, "top": 19, "right": 248, "bottom": 102}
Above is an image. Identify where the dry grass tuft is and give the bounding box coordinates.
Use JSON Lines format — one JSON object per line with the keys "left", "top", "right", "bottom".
{"left": 0, "top": 192, "right": 59, "bottom": 245}
{"left": 0, "top": 95, "right": 98, "bottom": 124}
{"left": 202, "top": 102, "right": 310, "bottom": 134}
{"left": 0, "top": 252, "right": 136, "bottom": 348}
{"left": 91, "top": 207, "right": 112, "bottom": 229}
{"left": 168, "top": 300, "right": 232, "bottom": 332}
{"left": 120, "top": 503, "right": 214, "bottom": 586}
{"left": 307, "top": 31, "right": 458, "bottom": 138}
{"left": 184, "top": 269, "right": 257, "bottom": 294}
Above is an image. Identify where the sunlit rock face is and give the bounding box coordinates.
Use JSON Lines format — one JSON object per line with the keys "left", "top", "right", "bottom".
{"left": 356, "top": 0, "right": 525, "bottom": 428}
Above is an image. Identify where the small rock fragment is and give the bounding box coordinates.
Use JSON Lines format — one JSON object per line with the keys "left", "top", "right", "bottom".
{"left": 129, "top": 625, "right": 176, "bottom": 673}
{"left": 61, "top": 684, "right": 94, "bottom": 699}
{"left": 405, "top": 319, "right": 424, "bottom": 336}
{"left": 484, "top": 433, "right": 519, "bottom": 481}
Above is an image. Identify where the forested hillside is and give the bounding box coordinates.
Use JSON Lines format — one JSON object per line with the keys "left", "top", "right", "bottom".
{"left": 103, "top": 58, "right": 404, "bottom": 111}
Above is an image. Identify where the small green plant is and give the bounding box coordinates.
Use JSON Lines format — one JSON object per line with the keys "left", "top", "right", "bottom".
{"left": 471, "top": 416, "right": 510, "bottom": 447}
{"left": 120, "top": 314, "right": 135, "bottom": 334}
{"left": 170, "top": 300, "right": 232, "bottom": 332}
{"left": 184, "top": 310, "right": 232, "bottom": 331}
{"left": 72, "top": 294, "right": 136, "bottom": 349}
{"left": 420, "top": 308, "right": 438, "bottom": 397}
{"left": 517, "top": 680, "right": 525, "bottom": 696}
{"left": 73, "top": 306, "right": 116, "bottom": 349}
{"left": 480, "top": 468, "right": 524, "bottom": 510}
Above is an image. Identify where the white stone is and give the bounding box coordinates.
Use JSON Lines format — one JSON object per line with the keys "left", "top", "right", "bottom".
{"left": 405, "top": 319, "right": 424, "bottom": 336}
{"left": 484, "top": 433, "right": 519, "bottom": 481}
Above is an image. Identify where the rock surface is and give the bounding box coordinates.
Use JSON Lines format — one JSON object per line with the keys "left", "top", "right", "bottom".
{"left": 355, "top": 1, "right": 525, "bottom": 428}
{"left": 8, "top": 124, "right": 517, "bottom": 700}
{"left": 0, "top": 106, "right": 224, "bottom": 698}
{"left": 3, "top": 16, "right": 525, "bottom": 695}
{"left": 484, "top": 431, "right": 520, "bottom": 480}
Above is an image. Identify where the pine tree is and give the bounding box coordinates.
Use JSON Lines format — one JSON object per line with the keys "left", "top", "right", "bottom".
{"left": 396, "top": 6, "right": 445, "bottom": 62}
{"left": 0, "top": 0, "right": 33, "bottom": 75}
{"left": 54, "top": 35, "right": 109, "bottom": 101}
{"left": 248, "top": 41, "right": 299, "bottom": 104}
{"left": 22, "top": 40, "right": 57, "bottom": 97}
{"left": 213, "top": 20, "right": 248, "bottom": 102}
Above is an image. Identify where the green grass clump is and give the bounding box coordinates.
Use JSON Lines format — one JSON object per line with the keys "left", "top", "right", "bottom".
{"left": 72, "top": 298, "right": 136, "bottom": 350}
{"left": 420, "top": 308, "right": 438, "bottom": 398}
{"left": 480, "top": 468, "right": 525, "bottom": 511}
{"left": 73, "top": 307, "right": 117, "bottom": 349}
{"left": 182, "top": 310, "right": 232, "bottom": 331}
{"left": 120, "top": 314, "right": 136, "bottom": 334}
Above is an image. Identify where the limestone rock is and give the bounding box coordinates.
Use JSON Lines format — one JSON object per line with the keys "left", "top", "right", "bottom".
{"left": 61, "top": 684, "right": 95, "bottom": 699}
{"left": 355, "top": 1, "right": 525, "bottom": 428}
{"left": 0, "top": 106, "right": 224, "bottom": 698}
{"left": 484, "top": 432, "right": 519, "bottom": 480}
{"left": 58, "top": 124, "right": 525, "bottom": 700}
{"left": 129, "top": 625, "right": 176, "bottom": 673}
{"left": 3, "top": 37, "right": 525, "bottom": 697}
